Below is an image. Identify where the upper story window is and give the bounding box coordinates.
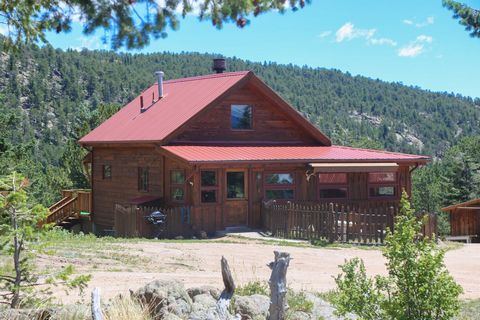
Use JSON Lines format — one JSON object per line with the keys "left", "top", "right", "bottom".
{"left": 102, "top": 164, "right": 112, "bottom": 179}
{"left": 231, "top": 105, "right": 252, "bottom": 130}
{"left": 368, "top": 172, "right": 397, "bottom": 198}
{"left": 138, "top": 167, "right": 149, "bottom": 192}
{"left": 318, "top": 173, "right": 348, "bottom": 199}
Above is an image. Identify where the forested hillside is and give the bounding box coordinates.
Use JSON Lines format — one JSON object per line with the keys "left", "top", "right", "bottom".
{"left": 1, "top": 43, "right": 479, "bottom": 204}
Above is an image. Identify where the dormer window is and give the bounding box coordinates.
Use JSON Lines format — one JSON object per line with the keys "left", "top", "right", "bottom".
{"left": 231, "top": 105, "right": 252, "bottom": 130}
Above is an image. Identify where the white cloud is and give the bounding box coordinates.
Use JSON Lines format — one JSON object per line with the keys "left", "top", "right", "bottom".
{"left": 369, "top": 37, "right": 397, "bottom": 46}
{"left": 403, "top": 16, "right": 434, "bottom": 28}
{"left": 318, "top": 31, "right": 332, "bottom": 38}
{"left": 72, "top": 36, "right": 108, "bottom": 51}
{"left": 398, "top": 34, "right": 433, "bottom": 57}
{"left": 398, "top": 45, "right": 424, "bottom": 57}
{"left": 416, "top": 34, "right": 433, "bottom": 43}
{"left": 335, "top": 22, "right": 376, "bottom": 42}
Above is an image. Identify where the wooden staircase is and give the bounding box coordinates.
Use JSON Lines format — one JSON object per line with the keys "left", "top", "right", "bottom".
{"left": 45, "top": 190, "right": 91, "bottom": 228}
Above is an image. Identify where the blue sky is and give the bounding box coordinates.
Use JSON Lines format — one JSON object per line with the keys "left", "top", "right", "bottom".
{"left": 45, "top": 0, "right": 480, "bottom": 98}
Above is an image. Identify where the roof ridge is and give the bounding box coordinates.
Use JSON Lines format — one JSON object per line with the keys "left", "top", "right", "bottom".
{"left": 331, "top": 145, "right": 429, "bottom": 158}
{"left": 164, "top": 71, "right": 250, "bottom": 84}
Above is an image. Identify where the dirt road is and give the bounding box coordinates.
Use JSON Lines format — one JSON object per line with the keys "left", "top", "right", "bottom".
{"left": 53, "top": 237, "right": 479, "bottom": 303}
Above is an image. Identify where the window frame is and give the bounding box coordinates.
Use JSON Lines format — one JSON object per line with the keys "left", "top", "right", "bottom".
{"left": 225, "top": 169, "right": 248, "bottom": 200}
{"left": 138, "top": 167, "right": 149, "bottom": 192}
{"left": 263, "top": 172, "right": 295, "bottom": 201}
{"left": 170, "top": 169, "right": 186, "bottom": 203}
{"left": 230, "top": 104, "right": 253, "bottom": 131}
{"left": 367, "top": 172, "right": 399, "bottom": 199}
{"left": 200, "top": 170, "right": 219, "bottom": 204}
{"left": 317, "top": 173, "right": 349, "bottom": 201}
{"left": 102, "top": 164, "right": 112, "bottom": 180}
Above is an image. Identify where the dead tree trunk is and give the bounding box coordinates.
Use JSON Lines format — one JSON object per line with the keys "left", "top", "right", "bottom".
{"left": 268, "top": 251, "right": 291, "bottom": 320}
{"left": 91, "top": 287, "right": 103, "bottom": 320}
{"left": 216, "top": 256, "right": 236, "bottom": 320}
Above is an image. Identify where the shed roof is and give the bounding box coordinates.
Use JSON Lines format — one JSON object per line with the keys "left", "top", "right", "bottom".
{"left": 160, "top": 145, "right": 430, "bottom": 164}
{"left": 79, "top": 71, "right": 331, "bottom": 145}
{"left": 441, "top": 199, "right": 480, "bottom": 213}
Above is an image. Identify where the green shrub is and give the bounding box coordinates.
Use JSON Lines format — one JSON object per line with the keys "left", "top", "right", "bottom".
{"left": 333, "top": 191, "right": 463, "bottom": 320}
{"left": 287, "top": 290, "right": 314, "bottom": 313}
{"left": 235, "top": 281, "right": 269, "bottom": 296}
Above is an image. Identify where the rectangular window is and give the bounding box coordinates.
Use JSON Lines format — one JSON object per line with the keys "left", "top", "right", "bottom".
{"left": 368, "top": 172, "right": 397, "bottom": 198}
{"left": 226, "top": 171, "right": 245, "bottom": 199}
{"left": 369, "top": 186, "right": 396, "bottom": 197}
{"left": 319, "top": 187, "right": 348, "bottom": 199}
{"left": 138, "top": 167, "right": 149, "bottom": 192}
{"left": 264, "top": 172, "right": 295, "bottom": 200}
{"left": 201, "top": 170, "right": 218, "bottom": 203}
{"left": 318, "top": 173, "right": 348, "bottom": 200}
{"left": 102, "top": 164, "right": 112, "bottom": 179}
{"left": 231, "top": 105, "right": 252, "bottom": 130}
{"left": 171, "top": 170, "right": 185, "bottom": 202}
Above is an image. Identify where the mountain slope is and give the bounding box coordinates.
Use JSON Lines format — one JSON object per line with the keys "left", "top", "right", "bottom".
{"left": 1, "top": 44, "right": 479, "bottom": 168}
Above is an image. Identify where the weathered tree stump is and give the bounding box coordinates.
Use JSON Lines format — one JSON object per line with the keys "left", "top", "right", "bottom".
{"left": 91, "top": 287, "right": 103, "bottom": 320}
{"left": 268, "top": 251, "right": 291, "bottom": 320}
{"left": 216, "top": 256, "right": 237, "bottom": 320}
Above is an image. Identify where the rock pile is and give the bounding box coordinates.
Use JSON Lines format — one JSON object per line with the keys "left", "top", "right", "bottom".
{"left": 132, "top": 279, "right": 356, "bottom": 320}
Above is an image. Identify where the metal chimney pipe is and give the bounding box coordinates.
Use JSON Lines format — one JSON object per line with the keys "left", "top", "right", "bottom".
{"left": 155, "top": 71, "right": 164, "bottom": 99}
{"left": 212, "top": 58, "right": 226, "bottom": 73}
{"left": 140, "top": 96, "right": 144, "bottom": 113}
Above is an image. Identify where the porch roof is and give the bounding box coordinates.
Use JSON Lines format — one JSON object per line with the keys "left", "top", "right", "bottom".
{"left": 161, "top": 145, "right": 430, "bottom": 164}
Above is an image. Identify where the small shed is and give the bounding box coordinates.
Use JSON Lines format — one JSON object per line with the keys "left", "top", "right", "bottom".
{"left": 441, "top": 199, "right": 480, "bottom": 243}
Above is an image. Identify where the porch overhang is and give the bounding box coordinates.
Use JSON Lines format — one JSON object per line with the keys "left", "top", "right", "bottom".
{"left": 309, "top": 162, "right": 399, "bottom": 173}
{"left": 160, "top": 145, "right": 430, "bottom": 165}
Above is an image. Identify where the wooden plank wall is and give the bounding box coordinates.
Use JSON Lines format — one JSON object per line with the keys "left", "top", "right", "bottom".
{"left": 450, "top": 209, "right": 480, "bottom": 237}
{"left": 172, "top": 85, "right": 318, "bottom": 145}
{"left": 93, "top": 147, "right": 164, "bottom": 228}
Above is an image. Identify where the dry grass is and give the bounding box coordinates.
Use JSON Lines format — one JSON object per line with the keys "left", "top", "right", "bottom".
{"left": 102, "top": 296, "right": 152, "bottom": 320}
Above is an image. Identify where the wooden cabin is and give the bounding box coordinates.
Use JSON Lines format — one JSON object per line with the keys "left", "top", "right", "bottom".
{"left": 442, "top": 199, "right": 480, "bottom": 243}
{"left": 79, "top": 60, "right": 429, "bottom": 236}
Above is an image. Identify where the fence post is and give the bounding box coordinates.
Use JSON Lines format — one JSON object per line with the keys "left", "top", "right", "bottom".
{"left": 388, "top": 206, "right": 395, "bottom": 234}
{"left": 328, "top": 203, "right": 335, "bottom": 243}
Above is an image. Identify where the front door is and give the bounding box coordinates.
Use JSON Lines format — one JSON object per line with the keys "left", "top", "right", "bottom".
{"left": 224, "top": 169, "right": 248, "bottom": 226}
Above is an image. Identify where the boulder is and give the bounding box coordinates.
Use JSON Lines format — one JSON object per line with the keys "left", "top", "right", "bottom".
{"left": 233, "top": 294, "right": 270, "bottom": 320}
{"left": 133, "top": 279, "right": 192, "bottom": 319}
{"left": 288, "top": 311, "right": 311, "bottom": 320}
{"left": 304, "top": 292, "right": 357, "bottom": 320}
{"left": 193, "top": 293, "right": 217, "bottom": 309}
{"left": 187, "top": 286, "right": 221, "bottom": 300}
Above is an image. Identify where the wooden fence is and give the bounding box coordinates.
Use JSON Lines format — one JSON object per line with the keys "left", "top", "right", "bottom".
{"left": 262, "top": 201, "right": 437, "bottom": 244}
{"left": 114, "top": 204, "right": 193, "bottom": 238}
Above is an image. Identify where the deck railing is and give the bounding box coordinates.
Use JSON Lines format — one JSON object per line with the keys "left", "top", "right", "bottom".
{"left": 262, "top": 200, "right": 437, "bottom": 244}
{"left": 45, "top": 190, "right": 91, "bottom": 226}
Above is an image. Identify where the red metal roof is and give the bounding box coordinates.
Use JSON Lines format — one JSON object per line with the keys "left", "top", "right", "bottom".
{"left": 80, "top": 71, "right": 250, "bottom": 144}
{"left": 161, "top": 145, "right": 430, "bottom": 163}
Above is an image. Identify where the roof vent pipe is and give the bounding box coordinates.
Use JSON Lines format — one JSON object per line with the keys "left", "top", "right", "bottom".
{"left": 140, "top": 96, "right": 144, "bottom": 113}
{"left": 155, "top": 71, "right": 164, "bottom": 99}
{"left": 212, "top": 58, "right": 226, "bottom": 73}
